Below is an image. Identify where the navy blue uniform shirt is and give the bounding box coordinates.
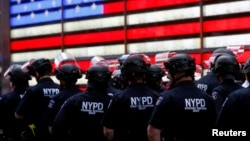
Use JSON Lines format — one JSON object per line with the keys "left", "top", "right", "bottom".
{"left": 52, "top": 88, "right": 112, "bottom": 141}
{"left": 148, "top": 81, "right": 217, "bottom": 141}
{"left": 45, "top": 85, "right": 83, "bottom": 127}
{"left": 211, "top": 79, "right": 242, "bottom": 114}
{"left": 0, "top": 87, "right": 27, "bottom": 141}
{"left": 216, "top": 87, "right": 250, "bottom": 135}
{"left": 16, "top": 78, "right": 60, "bottom": 124}
{"left": 147, "top": 84, "right": 168, "bottom": 94}
{"left": 101, "top": 83, "right": 160, "bottom": 141}
{"left": 195, "top": 72, "right": 220, "bottom": 95}
{"left": 15, "top": 77, "right": 60, "bottom": 141}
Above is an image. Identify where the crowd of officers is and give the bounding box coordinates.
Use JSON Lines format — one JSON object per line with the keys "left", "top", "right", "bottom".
{"left": 0, "top": 48, "right": 249, "bottom": 141}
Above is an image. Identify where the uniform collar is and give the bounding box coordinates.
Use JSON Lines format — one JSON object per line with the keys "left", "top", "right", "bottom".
{"left": 38, "top": 77, "right": 53, "bottom": 83}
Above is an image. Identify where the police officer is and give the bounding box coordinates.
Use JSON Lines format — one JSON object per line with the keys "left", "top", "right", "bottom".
{"left": 215, "top": 87, "right": 250, "bottom": 139}
{"left": 117, "top": 54, "right": 131, "bottom": 68}
{"left": 110, "top": 69, "right": 123, "bottom": 90}
{"left": 52, "top": 64, "right": 112, "bottom": 141}
{"left": 44, "top": 63, "right": 83, "bottom": 135}
{"left": 101, "top": 54, "right": 160, "bottom": 141}
{"left": 145, "top": 64, "right": 167, "bottom": 94}
{"left": 211, "top": 55, "right": 242, "bottom": 115}
{"left": 0, "top": 64, "right": 31, "bottom": 141}
{"left": 15, "top": 58, "right": 60, "bottom": 141}
{"left": 113, "top": 54, "right": 132, "bottom": 90}
{"left": 147, "top": 53, "right": 216, "bottom": 141}
{"left": 195, "top": 48, "right": 235, "bottom": 95}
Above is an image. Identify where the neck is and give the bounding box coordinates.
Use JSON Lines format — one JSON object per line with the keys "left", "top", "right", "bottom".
{"left": 173, "top": 72, "right": 193, "bottom": 85}
{"left": 175, "top": 76, "right": 192, "bottom": 84}
{"left": 37, "top": 75, "right": 50, "bottom": 82}
{"left": 128, "top": 79, "right": 144, "bottom": 85}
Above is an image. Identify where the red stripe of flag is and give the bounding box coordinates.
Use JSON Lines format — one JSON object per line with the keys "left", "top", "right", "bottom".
{"left": 64, "top": 30, "right": 124, "bottom": 46}
{"left": 204, "top": 17, "right": 250, "bottom": 32}
{"left": 104, "top": 0, "right": 199, "bottom": 14}
{"left": 127, "top": 22, "right": 200, "bottom": 40}
{"left": 126, "top": 0, "right": 199, "bottom": 11}
{"left": 11, "top": 36, "right": 62, "bottom": 51}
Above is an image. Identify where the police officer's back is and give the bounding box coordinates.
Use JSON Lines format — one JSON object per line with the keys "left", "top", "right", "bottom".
{"left": 0, "top": 64, "right": 31, "bottom": 141}
{"left": 215, "top": 87, "right": 250, "bottom": 139}
{"left": 147, "top": 53, "right": 216, "bottom": 141}
{"left": 52, "top": 64, "right": 112, "bottom": 141}
{"left": 195, "top": 48, "right": 236, "bottom": 95}
{"left": 15, "top": 58, "right": 60, "bottom": 141}
{"left": 44, "top": 63, "right": 83, "bottom": 134}
{"left": 211, "top": 55, "right": 242, "bottom": 114}
{"left": 101, "top": 54, "right": 160, "bottom": 141}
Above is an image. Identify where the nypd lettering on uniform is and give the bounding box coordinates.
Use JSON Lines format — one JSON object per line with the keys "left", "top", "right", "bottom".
{"left": 130, "top": 96, "right": 154, "bottom": 110}
{"left": 43, "top": 88, "right": 60, "bottom": 97}
{"left": 197, "top": 83, "right": 208, "bottom": 91}
{"left": 184, "top": 98, "right": 207, "bottom": 112}
{"left": 81, "top": 101, "right": 104, "bottom": 115}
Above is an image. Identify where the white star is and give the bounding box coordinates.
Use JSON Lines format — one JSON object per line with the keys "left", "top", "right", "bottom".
{"left": 17, "top": 14, "right": 21, "bottom": 20}
{"left": 83, "top": 0, "right": 88, "bottom": 3}
{"left": 52, "top": 0, "right": 57, "bottom": 7}
{"left": 45, "top": 10, "right": 49, "bottom": 17}
{"left": 17, "top": 0, "right": 22, "bottom": 4}
{"left": 91, "top": 3, "right": 96, "bottom": 10}
{"left": 67, "top": 0, "right": 72, "bottom": 4}
{"left": 37, "top": 2, "right": 42, "bottom": 9}
{"left": 75, "top": 5, "right": 80, "bottom": 13}
{"left": 23, "top": 5, "right": 28, "bottom": 11}
{"left": 30, "top": 0, "right": 34, "bottom": 2}
{"left": 30, "top": 12, "right": 35, "bottom": 18}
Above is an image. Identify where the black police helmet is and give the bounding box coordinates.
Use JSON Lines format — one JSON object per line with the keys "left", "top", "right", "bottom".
{"left": 55, "top": 64, "right": 82, "bottom": 82}
{"left": 214, "top": 55, "right": 240, "bottom": 76}
{"left": 210, "top": 48, "right": 235, "bottom": 72}
{"left": 27, "top": 58, "right": 52, "bottom": 75}
{"left": 4, "top": 64, "right": 31, "bottom": 83}
{"left": 118, "top": 54, "right": 130, "bottom": 66}
{"left": 110, "top": 69, "right": 122, "bottom": 89}
{"left": 164, "top": 53, "right": 196, "bottom": 74}
{"left": 146, "top": 65, "right": 165, "bottom": 81}
{"left": 120, "top": 54, "right": 151, "bottom": 77}
{"left": 212, "top": 48, "right": 235, "bottom": 57}
{"left": 85, "top": 65, "right": 111, "bottom": 83}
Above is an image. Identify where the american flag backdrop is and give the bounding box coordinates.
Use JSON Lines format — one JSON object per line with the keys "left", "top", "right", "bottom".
{"left": 9, "top": 0, "right": 250, "bottom": 72}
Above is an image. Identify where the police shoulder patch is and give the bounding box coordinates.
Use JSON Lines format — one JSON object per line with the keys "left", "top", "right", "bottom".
{"left": 212, "top": 91, "right": 218, "bottom": 100}
{"left": 48, "top": 99, "right": 55, "bottom": 108}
